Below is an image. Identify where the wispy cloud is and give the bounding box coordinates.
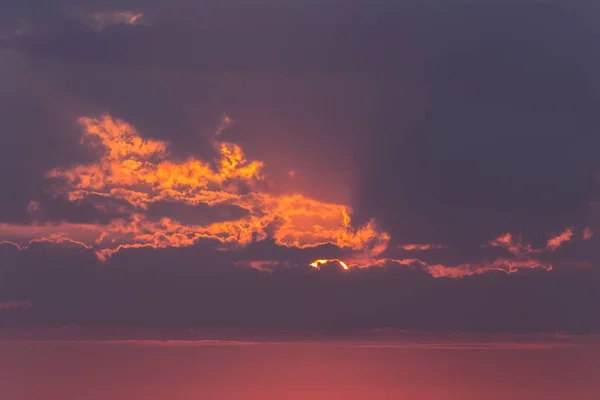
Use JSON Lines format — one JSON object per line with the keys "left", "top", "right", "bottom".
{"left": 488, "top": 227, "right": 579, "bottom": 256}
{"left": 235, "top": 260, "right": 285, "bottom": 272}
{"left": 361, "top": 258, "right": 551, "bottom": 279}
{"left": 422, "top": 259, "right": 551, "bottom": 279}
{"left": 546, "top": 228, "right": 574, "bottom": 251}
{"left": 80, "top": 10, "right": 145, "bottom": 31}
{"left": 488, "top": 233, "right": 537, "bottom": 256}
{"left": 398, "top": 244, "right": 447, "bottom": 251}
{"left": 0, "top": 300, "right": 32, "bottom": 311}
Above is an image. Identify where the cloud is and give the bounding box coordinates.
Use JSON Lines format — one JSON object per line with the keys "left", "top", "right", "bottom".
{"left": 2, "top": 113, "right": 592, "bottom": 279}
{"left": 420, "top": 259, "right": 551, "bottom": 279}
{"left": 0, "top": 4, "right": 426, "bottom": 75}
{"left": 488, "top": 227, "right": 580, "bottom": 256}
{"left": 354, "top": 257, "right": 551, "bottom": 279}
{"left": 235, "top": 260, "right": 285, "bottom": 272}
{"left": 5, "top": 114, "right": 389, "bottom": 263}
{"left": 0, "top": 222, "right": 98, "bottom": 250}
{"left": 399, "top": 244, "right": 447, "bottom": 251}
{"left": 0, "top": 300, "right": 32, "bottom": 310}
{"left": 85, "top": 11, "right": 144, "bottom": 31}
{"left": 1, "top": 243, "right": 599, "bottom": 332}
{"left": 488, "top": 233, "right": 536, "bottom": 256}
{"left": 546, "top": 228, "right": 574, "bottom": 251}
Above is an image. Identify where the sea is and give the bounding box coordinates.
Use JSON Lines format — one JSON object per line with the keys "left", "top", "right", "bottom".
{"left": 1, "top": 330, "right": 599, "bottom": 400}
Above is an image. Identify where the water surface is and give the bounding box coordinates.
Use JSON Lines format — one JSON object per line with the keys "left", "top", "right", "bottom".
{"left": 1, "top": 339, "right": 599, "bottom": 400}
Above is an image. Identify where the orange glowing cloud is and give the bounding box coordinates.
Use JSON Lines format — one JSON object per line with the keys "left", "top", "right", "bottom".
{"left": 488, "top": 227, "right": 579, "bottom": 256}
{"left": 583, "top": 226, "right": 594, "bottom": 240}
{"left": 546, "top": 228, "right": 574, "bottom": 251}
{"left": 327, "top": 257, "right": 552, "bottom": 279}
{"left": 13, "top": 115, "right": 389, "bottom": 263}
{"left": 488, "top": 233, "right": 537, "bottom": 256}
{"left": 422, "top": 259, "right": 552, "bottom": 279}
{"left": 399, "top": 244, "right": 447, "bottom": 251}
{"left": 309, "top": 253, "right": 549, "bottom": 278}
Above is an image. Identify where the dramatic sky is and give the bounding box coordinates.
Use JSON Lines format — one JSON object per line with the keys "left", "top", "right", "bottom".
{"left": 1, "top": 0, "right": 600, "bottom": 333}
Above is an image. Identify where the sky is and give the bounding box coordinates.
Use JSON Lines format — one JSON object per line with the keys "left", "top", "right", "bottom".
{"left": 1, "top": 0, "right": 600, "bottom": 333}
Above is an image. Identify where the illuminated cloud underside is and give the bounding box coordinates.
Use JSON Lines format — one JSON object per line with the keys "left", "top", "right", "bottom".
{"left": 0, "top": 115, "right": 592, "bottom": 278}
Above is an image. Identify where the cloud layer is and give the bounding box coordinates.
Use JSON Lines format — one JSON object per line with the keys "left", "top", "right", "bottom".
{"left": 2, "top": 112, "right": 590, "bottom": 279}
{"left": 1, "top": 0, "right": 600, "bottom": 332}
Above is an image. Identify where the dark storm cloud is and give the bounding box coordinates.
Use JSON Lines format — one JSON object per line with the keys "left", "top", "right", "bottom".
{"left": 351, "top": 3, "right": 600, "bottom": 248}
{"left": 1, "top": 0, "right": 600, "bottom": 332}
{"left": 1, "top": 243, "right": 600, "bottom": 333}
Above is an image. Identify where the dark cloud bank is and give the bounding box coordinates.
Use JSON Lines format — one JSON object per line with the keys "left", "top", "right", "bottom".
{"left": 1, "top": 243, "right": 599, "bottom": 333}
